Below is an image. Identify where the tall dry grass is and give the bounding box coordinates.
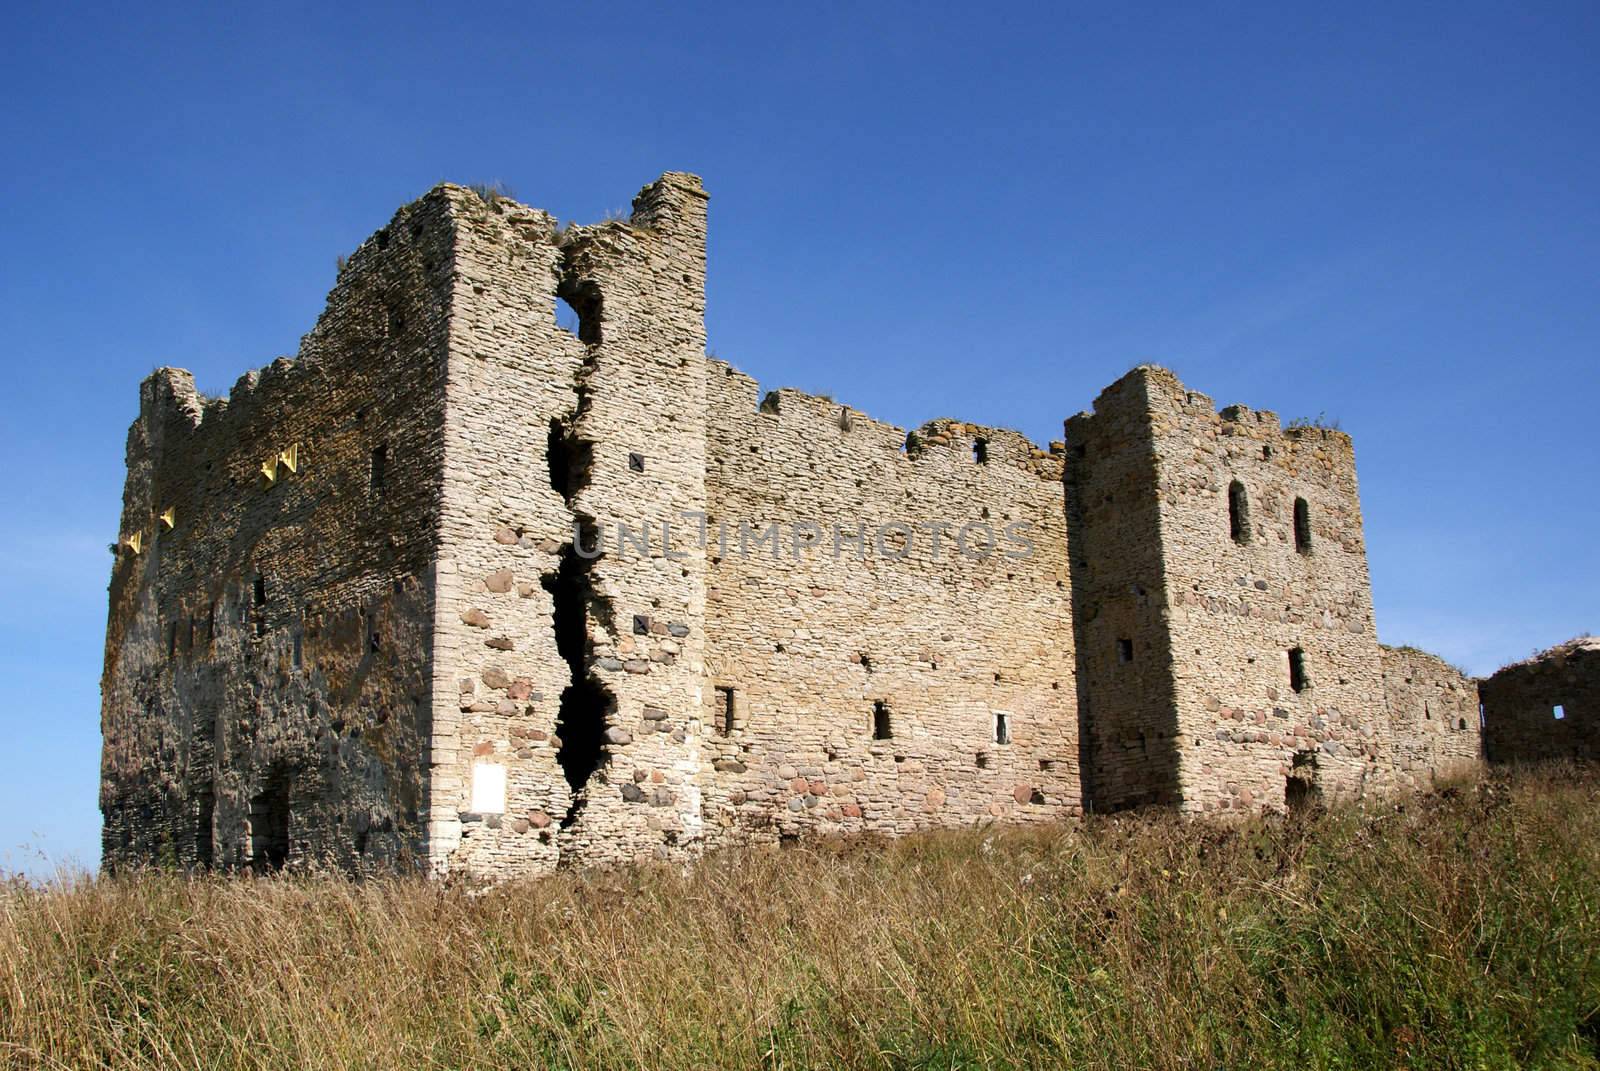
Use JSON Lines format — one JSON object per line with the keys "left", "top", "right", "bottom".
{"left": 3, "top": 764, "right": 1598, "bottom": 1070}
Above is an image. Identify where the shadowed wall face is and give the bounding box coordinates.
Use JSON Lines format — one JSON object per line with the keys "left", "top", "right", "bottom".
{"left": 100, "top": 190, "right": 457, "bottom": 873}
{"left": 1481, "top": 641, "right": 1599, "bottom": 763}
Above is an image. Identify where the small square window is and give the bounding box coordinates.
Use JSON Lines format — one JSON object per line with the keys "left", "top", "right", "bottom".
{"left": 633, "top": 614, "right": 651, "bottom": 635}
{"left": 1554, "top": 705, "right": 1566, "bottom": 720}
{"left": 628, "top": 452, "right": 645, "bottom": 472}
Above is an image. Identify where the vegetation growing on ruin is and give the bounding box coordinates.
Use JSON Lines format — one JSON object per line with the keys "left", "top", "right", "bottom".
{"left": 4, "top": 764, "right": 1598, "bottom": 1070}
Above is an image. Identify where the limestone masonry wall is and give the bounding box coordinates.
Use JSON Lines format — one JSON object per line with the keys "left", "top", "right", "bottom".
{"left": 1481, "top": 639, "right": 1599, "bottom": 763}
{"left": 102, "top": 172, "right": 1512, "bottom": 878}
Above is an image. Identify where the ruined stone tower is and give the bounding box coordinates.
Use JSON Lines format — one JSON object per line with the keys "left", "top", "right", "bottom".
{"left": 101, "top": 173, "right": 1486, "bottom": 878}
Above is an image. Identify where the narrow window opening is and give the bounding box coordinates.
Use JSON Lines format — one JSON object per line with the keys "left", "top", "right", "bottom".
{"left": 994, "top": 712, "right": 1011, "bottom": 745}
{"left": 369, "top": 629, "right": 380, "bottom": 654}
{"left": 1228, "top": 480, "right": 1250, "bottom": 544}
{"left": 1293, "top": 497, "right": 1312, "bottom": 553}
{"left": 1117, "top": 637, "right": 1134, "bottom": 663}
{"left": 973, "top": 438, "right": 989, "bottom": 464}
{"left": 1457, "top": 718, "right": 1468, "bottom": 730}
{"left": 248, "top": 766, "right": 291, "bottom": 873}
{"left": 715, "top": 685, "right": 736, "bottom": 736}
{"left": 1288, "top": 647, "right": 1309, "bottom": 694}
{"left": 292, "top": 631, "right": 303, "bottom": 669}
{"left": 253, "top": 575, "right": 266, "bottom": 606}
{"left": 1262, "top": 443, "right": 1274, "bottom": 460}
{"left": 1554, "top": 704, "right": 1566, "bottom": 720}
{"left": 872, "top": 701, "right": 892, "bottom": 740}
{"left": 370, "top": 443, "right": 388, "bottom": 494}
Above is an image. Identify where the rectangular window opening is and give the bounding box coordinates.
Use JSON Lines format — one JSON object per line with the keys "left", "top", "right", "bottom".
{"left": 1117, "top": 637, "right": 1133, "bottom": 663}
{"left": 370, "top": 443, "right": 388, "bottom": 494}
{"left": 872, "top": 700, "right": 892, "bottom": 740}
{"left": 715, "top": 685, "right": 736, "bottom": 736}
{"left": 1554, "top": 704, "right": 1566, "bottom": 720}
{"left": 994, "top": 711, "right": 1011, "bottom": 745}
{"left": 1288, "top": 647, "right": 1308, "bottom": 694}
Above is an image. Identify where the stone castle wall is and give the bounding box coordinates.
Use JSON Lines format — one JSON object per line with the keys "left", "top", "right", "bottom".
{"left": 101, "top": 189, "right": 458, "bottom": 872}
{"left": 700, "top": 369, "right": 1079, "bottom": 848}
{"left": 1379, "top": 645, "right": 1482, "bottom": 785}
{"left": 1481, "top": 639, "right": 1599, "bottom": 763}
{"left": 102, "top": 172, "right": 1498, "bottom": 878}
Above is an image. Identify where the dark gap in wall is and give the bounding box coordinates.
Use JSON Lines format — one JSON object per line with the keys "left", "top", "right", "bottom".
{"left": 546, "top": 418, "right": 593, "bottom": 507}
{"left": 973, "top": 437, "right": 988, "bottom": 464}
{"left": 995, "top": 712, "right": 1010, "bottom": 744}
{"left": 1117, "top": 638, "right": 1133, "bottom": 663}
{"left": 1286, "top": 752, "right": 1319, "bottom": 815}
{"left": 1289, "top": 647, "right": 1309, "bottom": 694}
{"left": 873, "top": 701, "right": 892, "bottom": 740}
{"left": 370, "top": 443, "right": 387, "bottom": 494}
{"left": 542, "top": 543, "right": 616, "bottom": 827}
{"left": 248, "top": 765, "right": 291, "bottom": 873}
{"left": 715, "top": 685, "right": 735, "bottom": 735}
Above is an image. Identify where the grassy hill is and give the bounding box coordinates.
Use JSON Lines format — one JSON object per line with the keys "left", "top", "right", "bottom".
{"left": 4, "top": 765, "right": 1598, "bottom": 1070}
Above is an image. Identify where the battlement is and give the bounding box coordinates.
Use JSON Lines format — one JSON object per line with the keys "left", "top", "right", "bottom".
{"left": 101, "top": 173, "right": 1490, "bottom": 879}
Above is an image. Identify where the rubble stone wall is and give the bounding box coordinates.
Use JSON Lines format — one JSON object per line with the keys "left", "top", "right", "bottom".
{"left": 1481, "top": 640, "right": 1599, "bottom": 763}
{"left": 1380, "top": 645, "right": 1482, "bottom": 785}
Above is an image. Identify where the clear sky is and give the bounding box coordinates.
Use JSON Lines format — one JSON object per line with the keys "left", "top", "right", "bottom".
{"left": 1, "top": 2, "right": 1595, "bottom": 874}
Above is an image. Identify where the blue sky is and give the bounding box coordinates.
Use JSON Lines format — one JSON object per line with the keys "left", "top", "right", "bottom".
{"left": 1, "top": 2, "right": 1594, "bottom": 873}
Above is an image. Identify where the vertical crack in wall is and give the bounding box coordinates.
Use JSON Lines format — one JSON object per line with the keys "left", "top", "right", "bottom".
{"left": 541, "top": 543, "right": 615, "bottom": 828}
{"left": 545, "top": 254, "right": 615, "bottom": 830}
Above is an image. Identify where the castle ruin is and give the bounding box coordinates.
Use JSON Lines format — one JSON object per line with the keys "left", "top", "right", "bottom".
{"left": 100, "top": 172, "right": 1575, "bottom": 877}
